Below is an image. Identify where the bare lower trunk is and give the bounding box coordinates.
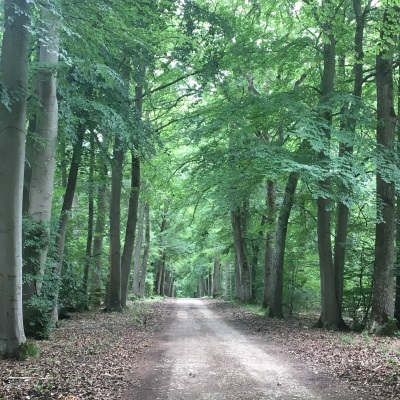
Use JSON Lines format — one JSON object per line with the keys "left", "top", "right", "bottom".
{"left": 234, "top": 255, "right": 240, "bottom": 299}
{"left": 52, "top": 125, "right": 85, "bottom": 325}
{"left": 370, "top": 7, "right": 397, "bottom": 332}
{"left": 263, "top": 180, "right": 276, "bottom": 309}
{"left": 213, "top": 259, "right": 221, "bottom": 298}
{"left": 270, "top": 173, "right": 299, "bottom": 318}
{"left": 395, "top": 71, "right": 400, "bottom": 326}
{"left": 0, "top": 0, "right": 31, "bottom": 358}
{"left": 23, "top": 6, "right": 59, "bottom": 303}
{"left": 82, "top": 135, "right": 95, "bottom": 307}
{"left": 132, "top": 203, "right": 145, "bottom": 296}
{"left": 224, "top": 261, "right": 231, "bottom": 300}
{"left": 231, "top": 208, "right": 252, "bottom": 301}
{"left": 155, "top": 213, "right": 167, "bottom": 295}
{"left": 90, "top": 167, "right": 108, "bottom": 307}
{"left": 121, "top": 156, "right": 140, "bottom": 308}
{"left": 138, "top": 203, "right": 150, "bottom": 298}
{"left": 107, "top": 135, "right": 124, "bottom": 312}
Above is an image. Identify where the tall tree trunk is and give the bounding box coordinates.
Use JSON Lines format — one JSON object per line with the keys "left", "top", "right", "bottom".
{"left": 0, "top": 0, "right": 31, "bottom": 358}
{"left": 121, "top": 156, "right": 140, "bottom": 308}
{"left": 106, "top": 134, "right": 124, "bottom": 312}
{"left": 263, "top": 180, "right": 276, "bottom": 309}
{"left": 155, "top": 213, "right": 167, "bottom": 295}
{"left": 132, "top": 203, "right": 145, "bottom": 296}
{"left": 334, "top": 0, "right": 366, "bottom": 314}
{"left": 371, "top": 7, "right": 398, "bottom": 331}
{"left": 315, "top": 2, "right": 346, "bottom": 329}
{"left": 234, "top": 255, "right": 240, "bottom": 299}
{"left": 90, "top": 166, "right": 108, "bottom": 307}
{"left": 224, "top": 261, "right": 231, "bottom": 300}
{"left": 230, "top": 206, "right": 252, "bottom": 301}
{"left": 396, "top": 180, "right": 400, "bottom": 325}
{"left": 121, "top": 70, "right": 143, "bottom": 306}
{"left": 23, "top": 6, "right": 59, "bottom": 304}
{"left": 52, "top": 125, "right": 85, "bottom": 325}
{"left": 213, "top": 259, "right": 221, "bottom": 298}
{"left": 270, "top": 173, "right": 299, "bottom": 318}
{"left": 82, "top": 134, "right": 95, "bottom": 307}
{"left": 138, "top": 203, "right": 150, "bottom": 298}
{"left": 395, "top": 69, "right": 400, "bottom": 326}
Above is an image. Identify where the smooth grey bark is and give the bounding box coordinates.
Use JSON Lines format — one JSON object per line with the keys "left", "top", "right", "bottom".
{"left": 395, "top": 71, "right": 400, "bottom": 326}
{"left": 263, "top": 180, "right": 276, "bottom": 309}
{"left": 90, "top": 166, "right": 108, "bottom": 307}
{"left": 224, "top": 261, "right": 231, "bottom": 300}
{"left": 132, "top": 203, "right": 145, "bottom": 296}
{"left": 270, "top": 173, "right": 299, "bottom": 318}
{"left": 23, "top": 7, "right": 60, "bottom": 302}
{"left": 0, "top": 0, "right": 31, "bottom": 358}
{"left": 371, "top": 7, "right": 397, "bottom": 331}
{"left": 333, "top": 0, "right": 366, "bottom": 314}
{"left": 213, "top": 259, "right": 221, "bottom": 298}
{"left": 106, "top": 134, "right": 124, "bottom": 312}
{"left": 138, "top": 203, "right": 150, "bottom": 298}
{"left": 155, "top": 213, "right": 167, "bottom": 295}
{"left": 82, "top": 135, "right": 95, "bottom": 307}
{"left": 230, "top": 207, "right": 252, "bottom": 301}
{"left": 121, "top": 156, "right": 140, "bottom": 308}
{"left": 315, "top": 2, "right": 346, "bottom": 329}
{"left": 234, "top": 255, "right": 240, "bottom": 299}
{"left": 52, "top": 126, "right": 85, "bottom": 325}
{"left": 396, "top": 175, "right": 400, "bottom": 324}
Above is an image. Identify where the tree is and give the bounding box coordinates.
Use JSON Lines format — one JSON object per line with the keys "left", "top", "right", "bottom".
{"left": 0, "top": 0, "right": 31, "bottom": 358}
{"left": 23, "top": 4, "right": 60, "bottom": 306}
{"left": 370, "top": 5, "right": 398, "bottom": 332}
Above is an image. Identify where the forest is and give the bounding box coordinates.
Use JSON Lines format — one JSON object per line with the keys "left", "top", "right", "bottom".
{"left": 1, "top": 0, "right": 400, "bottom": 362}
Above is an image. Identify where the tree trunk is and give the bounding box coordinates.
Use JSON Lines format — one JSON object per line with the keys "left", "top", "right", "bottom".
{"left": 90, "top": 165, "right": 108, "bottom": 307}
{"left": 371, "top": 7, "right": 397, "bottom": 331}
{"left": 132, "top": 203, "right": 145, "bottom": 296}
{"left": 230, "top": 206, "right": 252, "bottom": 301}
{"left": 213, "top": 259, "right": 221, "bottom": 298}
{"left": 138, "top": 203, "right": 150, "bottom": 298}
{"left": 224, "top": 261, "right": 231, "bottom": 300}
{"left": 52, "top": 125, "right": 85, "bottom": 325}
{"left": 395, "top": 183, "right": 400, "bottom": 325}
{"left": 23, "top": 6, "right": 59, "bottom": 303}
{"left": 263, "top": 180, "right": 276, "bottom": 310}
{"left": 270, "top": 173, "right": 299, "bottom": 318}
{"left": 106, "top": 134, "right": 124, "bottom": 312}
{"left": 334, "top": 0, "right": 366, "bottom": 314}
{"left": 82, "top": 134, "right": 95, "bottom": 307}
{"left": 121, "top": 156, "right": 140, "bottom": 308}
{"left": 0, "top": 0, "right": 31, "bottom": 358}
{"left": 395, "top": 69, "right": 400, "bottom": 326}
{"left": 234, "top": 255, "right": 240, "bottom": 299}
{"left": 155, "top": 213, "right": 167, "bottom": 295}
{"left": 315, "top": 3, "right": 346, "bottom": 329}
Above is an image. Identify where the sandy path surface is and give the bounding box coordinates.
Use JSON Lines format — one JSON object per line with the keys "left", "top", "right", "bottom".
{"left": 123, "top": 298, "right": 355, "bottom": 399}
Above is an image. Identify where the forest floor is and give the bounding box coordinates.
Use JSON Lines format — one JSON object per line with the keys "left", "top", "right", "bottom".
{"left": 0, "top": 298, "right": 399, "bottom": 399}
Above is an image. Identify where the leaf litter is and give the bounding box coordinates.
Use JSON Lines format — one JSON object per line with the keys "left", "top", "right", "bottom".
{"left": 0, "top": 300, "right": 166, "bottom": 400}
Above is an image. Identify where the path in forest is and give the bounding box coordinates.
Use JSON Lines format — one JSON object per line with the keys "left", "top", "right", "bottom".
{"left": 123, "top": 298, "right": 356, "bottom": 400}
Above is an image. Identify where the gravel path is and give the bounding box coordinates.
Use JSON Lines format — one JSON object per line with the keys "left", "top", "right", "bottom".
{"left": 123, "top": 298, "right": 355, "bottom": 399}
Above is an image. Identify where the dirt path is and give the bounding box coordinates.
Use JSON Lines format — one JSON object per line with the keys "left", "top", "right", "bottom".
{"left": 123, "top": 298, "right": 358, "bottom": 400}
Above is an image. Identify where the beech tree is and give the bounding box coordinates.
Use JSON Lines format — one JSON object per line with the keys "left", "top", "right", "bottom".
{"left": 0, "top": 0, "right": 31, "bottom": 358}
{"left": 370, "top": 5, "right": 399, "bottom": 332}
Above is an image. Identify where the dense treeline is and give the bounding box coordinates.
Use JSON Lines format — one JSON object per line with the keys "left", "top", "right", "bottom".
{"left": 1, "top": 0, "right": 400, "bottom": 358}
